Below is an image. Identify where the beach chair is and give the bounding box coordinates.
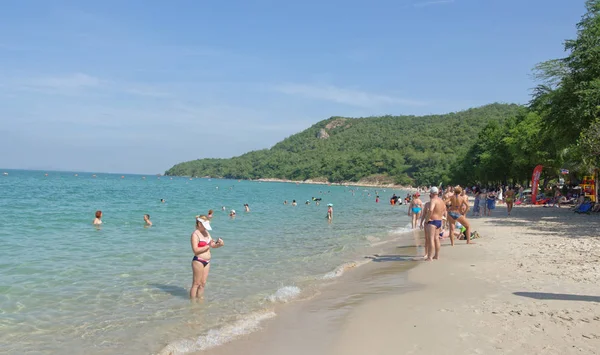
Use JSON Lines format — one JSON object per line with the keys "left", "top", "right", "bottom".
{"left": 574, "top": 202, "right": 593, "bottom": 214}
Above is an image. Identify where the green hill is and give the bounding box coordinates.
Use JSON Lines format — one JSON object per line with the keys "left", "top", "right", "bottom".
{"left": 165, "top": 103, "right": 521, "bottom": 185}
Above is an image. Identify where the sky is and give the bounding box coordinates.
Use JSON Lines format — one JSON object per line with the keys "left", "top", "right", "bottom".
{"left": 0, "top": 0, "right": 587, "bottom": 174}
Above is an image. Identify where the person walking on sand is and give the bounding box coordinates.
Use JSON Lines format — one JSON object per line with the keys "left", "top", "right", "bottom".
{"left": 486, "top": 190, "right": 497, "bottom": 216}
{"left": 505, "top": 186, "right": 515, "bottom": 216}
{"left": 448, "top": 186, "right": 474, "bottom": 245}
{"left": 424, "top": 187, "right": 446, "bottom": 260}
{"left": 409, "top": 192, "right": 423, "bottom": 229}
{"left": 190, "top": 215, "right": 224, "bottom": 299}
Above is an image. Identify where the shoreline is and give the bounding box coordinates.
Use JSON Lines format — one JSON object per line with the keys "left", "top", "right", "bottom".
{"left": 195, "top": 205, "right": 600, "bottom": 355}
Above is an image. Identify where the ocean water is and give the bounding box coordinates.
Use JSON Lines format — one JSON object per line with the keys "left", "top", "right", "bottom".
{"left": 0, "top": 169, "right": 413, "bottom": 355}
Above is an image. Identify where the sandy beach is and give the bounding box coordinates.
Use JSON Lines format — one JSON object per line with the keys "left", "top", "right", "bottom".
{"left": 198, "top": 204, "right": 600, "bottom": 355}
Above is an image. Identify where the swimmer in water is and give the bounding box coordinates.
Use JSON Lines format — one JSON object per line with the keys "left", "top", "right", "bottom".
{"left": 160, "top": 199, "right": 165, "bottom": 203}
{"left": 244, "top": 204, "right": 250, "bottom": 212}
{"left": 207, "top": 210, "right": 214, "bottom": 219}
{"left": 144, "top": 214, "right": 152, "bottom": 227}
{"left": 327, "top": 203, "right": 333, "bottom": 222}
{"left": 221, "top": 206, "right": 226, "bottom": 211}
{"left": 292, "top": 200, "right": 297, "bottom": 206}
{"left": 92, "top": 211, "right": 102, "bottom": 226}
{"left": 284, "top": 200, "right": 288, "bottom": 205}
{"left": 229, "top": 209, "right": 236, "bottom": 217}
{"left": 93, "top": 210, "right": 102, "bottom": 225}
{"left": 190, "top": 215, "right": 224, "bottom": 298}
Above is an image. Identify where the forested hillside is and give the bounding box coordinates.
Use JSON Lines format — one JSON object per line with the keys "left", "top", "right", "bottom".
{"left": 165, "top": 103, "right": 521, "bottom": 185}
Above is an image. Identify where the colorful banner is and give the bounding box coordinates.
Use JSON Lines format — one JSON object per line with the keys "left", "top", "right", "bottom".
{"left": 531, "top": 165, "right": 543, "bottom": 204}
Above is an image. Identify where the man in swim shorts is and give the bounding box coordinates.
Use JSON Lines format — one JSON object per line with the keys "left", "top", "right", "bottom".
{"left": 425, "top": 187, "right": 446, "bottom": 260}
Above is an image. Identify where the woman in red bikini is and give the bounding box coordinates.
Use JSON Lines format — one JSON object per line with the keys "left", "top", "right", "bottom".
{"left": 190, "top": 215, "right": 224, "bottom": 299}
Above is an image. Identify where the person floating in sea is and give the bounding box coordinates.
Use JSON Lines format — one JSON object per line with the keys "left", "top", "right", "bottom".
{"left": 292, "top": 200, "right": 297, "bottom": 206}
{"left": 221, "top": 206, "right": 226, "bottom": 211}
{"left": 229, "top": 209, "right": 236, "bottom": 217}
{"left": 244, "top": 204, "right": 250, "bottom": 212}
{"left": 208, "top": 209, "right": 214, "bottom": 219}
{"left": 284, "top": 200, "right": 288, "bottom": 205}
{"left": 144, "top": 214, "right": 152, "bottom": 227}
{"left": 424, "top": 187, "right": 446, "bottom": 260}
{"left": 190, "top": 215, "right": 224, "bottom": 299}
{"left": 93, "top": 210, "right": 102, "bottom": 225}
{"left": 409, "top": 192, "right": 423, "bottom": 229}
{"left": 327, "top": 203, "right": 333, "bottom": 222}
{"left": 160, "top": 199, "right": 165, "bottom": 203}
{"left": 448, "top": 186, "right": 474, "bottom": 245}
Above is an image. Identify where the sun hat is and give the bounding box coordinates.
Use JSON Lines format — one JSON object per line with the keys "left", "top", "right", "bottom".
{"left": 430, "top": 186, "right": 439, "bottom": 194}
{"left": 327, "top": 203, "right": 333, "bottom": 207}
{"left": 196, "top": 216, "right": 212, "bottom": 230}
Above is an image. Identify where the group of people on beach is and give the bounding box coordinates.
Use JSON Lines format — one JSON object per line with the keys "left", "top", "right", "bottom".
{"left": 400, "top": 186, "right": 477, "bottom": 261}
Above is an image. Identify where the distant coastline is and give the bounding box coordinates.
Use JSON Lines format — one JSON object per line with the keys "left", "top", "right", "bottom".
{"left": 253, "top": 177, "right": 416, "bottom": 190}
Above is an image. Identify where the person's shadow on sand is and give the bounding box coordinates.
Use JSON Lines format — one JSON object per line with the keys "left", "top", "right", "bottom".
{"left": 149, "top": 283, "right": 189, "bottom": 298}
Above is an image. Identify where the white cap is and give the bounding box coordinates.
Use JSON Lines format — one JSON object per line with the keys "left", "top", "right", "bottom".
{"left": 430, "top": 186, "right": 439, "bottom": 194}
{"left": 196, "top": 217, "right": 212, "bottom": 230}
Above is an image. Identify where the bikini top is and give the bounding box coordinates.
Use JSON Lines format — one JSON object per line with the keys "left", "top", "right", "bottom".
{"left": 197, "top": 233, "right": 213, "bottom": 248}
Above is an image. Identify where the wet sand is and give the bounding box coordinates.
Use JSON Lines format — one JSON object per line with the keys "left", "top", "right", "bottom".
{"left": 196, "top": 204, "right": 600, "bottom": 355}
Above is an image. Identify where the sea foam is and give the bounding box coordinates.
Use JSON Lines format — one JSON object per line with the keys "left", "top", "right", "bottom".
{"left": 322, "top": 260, "right": 369, "bottom": 280}
{"left": 157, "top": 311, "right": 276, "bottom": 355}
{"left": 267, "top": 286, "right": 301, "bottom": 303}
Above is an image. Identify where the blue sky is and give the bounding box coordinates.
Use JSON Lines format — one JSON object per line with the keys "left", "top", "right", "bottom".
{"left": 0, "top": 0, "right": 586, "bottom": 174}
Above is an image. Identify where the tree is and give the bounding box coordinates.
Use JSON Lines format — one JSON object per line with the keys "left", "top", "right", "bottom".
{"left": 532, "top": 0, "right": 600, "bottom": 146}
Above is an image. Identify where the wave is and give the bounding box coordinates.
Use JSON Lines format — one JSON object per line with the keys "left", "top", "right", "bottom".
{"left": 266, "top": 286, "right": 301, "bottom": 303}
{"left": 322, "top": 260, "right": 369, "bottom": 280}
{"left": 157, "top": 311, "right": 276, "bottom": 355}
{"left": 389, "top": 223, "right": 413, "bottom": 234}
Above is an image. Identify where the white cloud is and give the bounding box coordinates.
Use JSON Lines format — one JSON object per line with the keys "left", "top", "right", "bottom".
{"left": 413, "top": 0, "right": 455, "bottom": 8}
{"left": 273, "top": 83, "right": 426, "bottom": 108}
{"left": 30, "top": 73, "right": 102, "bottom": 89}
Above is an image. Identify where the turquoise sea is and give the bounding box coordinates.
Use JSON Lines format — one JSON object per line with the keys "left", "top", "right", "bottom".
{"left": 0, "top": 169, "right": 413, "bottom": 355}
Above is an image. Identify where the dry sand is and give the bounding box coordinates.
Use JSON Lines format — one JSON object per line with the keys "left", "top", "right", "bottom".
{"left": 195, "top": 205, "right": 600, "bottom": 355}
{"left": 333, "top": 205, "right": 600, "bottom": 355}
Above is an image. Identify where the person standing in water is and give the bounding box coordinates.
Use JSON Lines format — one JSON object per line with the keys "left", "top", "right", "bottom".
{"left": 93, "top": 210, "right": 102, "bottom": 225}
{"left": 144, "top": 214, "right": 152, "bottom": 227}
{"left": 327, "top": 203, "right": 333, "bottom": 222}
{"left": 244, "top": 204, "right": 250, "bottom": 212}
{"left": 190, "top": 215, "right": 224, "bottom": 299}
{"left": 409, "top": 192, "right": 423, "bottom": 229}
